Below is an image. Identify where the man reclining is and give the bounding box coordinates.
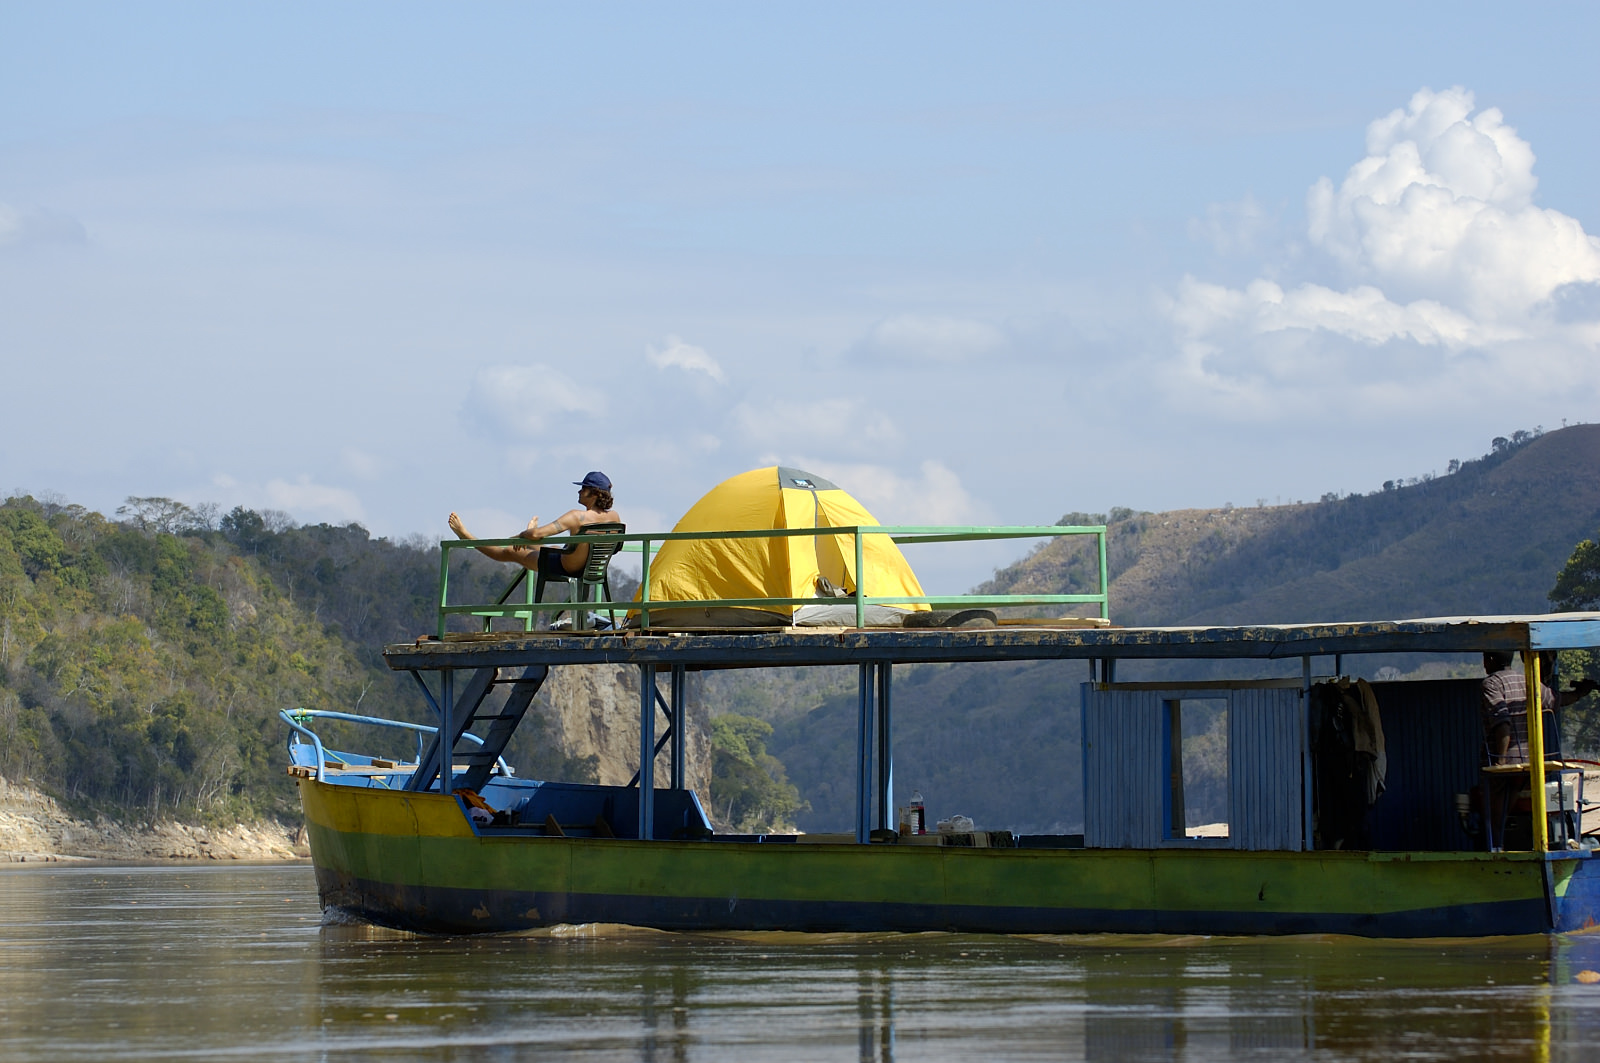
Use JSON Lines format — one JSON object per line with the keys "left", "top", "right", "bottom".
{"left": 448, "top": 470, "right": 621, "bottom": 582}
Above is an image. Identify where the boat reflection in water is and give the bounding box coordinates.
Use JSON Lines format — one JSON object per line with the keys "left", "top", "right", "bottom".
{"left": 5, "top": 866, "right": 1600, "bottom": 1060}
{"left": 305, "top": 919, "right": 1600, "bottom": 1061}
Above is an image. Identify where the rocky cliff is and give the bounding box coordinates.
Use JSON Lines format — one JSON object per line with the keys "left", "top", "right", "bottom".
{"left": 0, "top": 775, "right": 306, "bottom": 862}
{"left": 539, "top": 664, "right": 714, "bottom": 810}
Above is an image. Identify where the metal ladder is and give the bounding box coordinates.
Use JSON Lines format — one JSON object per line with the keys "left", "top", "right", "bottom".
{"left": 405, "top": 665, "right": 549, "bottom": 793}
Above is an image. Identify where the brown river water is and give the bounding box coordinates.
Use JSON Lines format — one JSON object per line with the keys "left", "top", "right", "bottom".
{"left": 4, "top": 863, "right": 1600, "bottom": 1061}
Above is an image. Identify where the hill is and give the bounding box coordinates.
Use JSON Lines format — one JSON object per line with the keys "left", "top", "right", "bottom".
{"left": 986, "top": 424, "right": 1600, "bottom": 625}
{"left": 0, "top": 496, "right": 682, "bottom": 833}
{"left": 5, "top": 425, "right": 1597, "bottom": 840}
{"left": 762, "top": 425, "right": 1600, "bottom": 834}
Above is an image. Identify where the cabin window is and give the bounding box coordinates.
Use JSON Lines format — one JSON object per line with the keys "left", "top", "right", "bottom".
{"left": 1164, "top": 698, "right": 1229, "bottom": 840}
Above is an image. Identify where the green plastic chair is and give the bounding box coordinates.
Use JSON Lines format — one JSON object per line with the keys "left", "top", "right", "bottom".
{"left": 534, "top": 523, "right": 626, "bottom": 630}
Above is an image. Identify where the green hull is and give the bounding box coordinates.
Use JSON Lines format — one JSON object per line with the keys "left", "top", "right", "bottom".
{"left": 299, "top": 779, "right": 1600, "bottom": 937}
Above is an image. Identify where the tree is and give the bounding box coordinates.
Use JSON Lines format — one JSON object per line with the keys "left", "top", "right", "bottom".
{"left": 1550, "top": 536, "right": 1600, "bottom": 612}
{"left": 117, "top": 497, "right": 202, "bottom": 535}
{"left": 710, "top": 713, "right": 807, "bottom": 833}
{"left": 1551, "top": 534, "right": 1600, "bottom": 751}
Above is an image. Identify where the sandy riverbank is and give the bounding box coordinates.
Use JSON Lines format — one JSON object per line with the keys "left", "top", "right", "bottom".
{"left": 0, "top": 776, "right": 308, "bottom": 863}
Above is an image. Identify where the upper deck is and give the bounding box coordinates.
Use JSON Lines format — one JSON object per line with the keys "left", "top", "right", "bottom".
{"left": 385, "top": 612, "right": 1600, "bottom": 672}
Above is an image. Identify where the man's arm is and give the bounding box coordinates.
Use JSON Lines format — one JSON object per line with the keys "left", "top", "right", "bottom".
{"left": 515, "top": 507, "right": 589, "bottom": 542}
{"left": 1557, "top": 679, "right": 1600, "bottom": 708}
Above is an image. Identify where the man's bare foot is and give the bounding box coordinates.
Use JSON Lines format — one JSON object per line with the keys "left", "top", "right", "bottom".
{"left": 448, "top": 512, "right": 471, "bottom": 539}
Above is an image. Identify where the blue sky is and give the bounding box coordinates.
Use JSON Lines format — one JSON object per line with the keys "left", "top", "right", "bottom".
{"left": 3, "top": 4, "right": 1598, "bottom": 589}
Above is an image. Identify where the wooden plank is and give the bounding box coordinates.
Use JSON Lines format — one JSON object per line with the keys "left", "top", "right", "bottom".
{"left": 385, "top": 615, "right": 1582, "bottom": 671}
{"left": 1483, "top": 762, "right": 1573, "bottom": 774}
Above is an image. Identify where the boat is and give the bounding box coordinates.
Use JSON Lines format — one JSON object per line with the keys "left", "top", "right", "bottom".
{"left": 282, "top": 518, "right": 1600, "bottom": 937}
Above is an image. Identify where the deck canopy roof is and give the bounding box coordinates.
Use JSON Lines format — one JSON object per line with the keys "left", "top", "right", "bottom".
{"left": 386, "top": 612, "right": 1600, "bottom": 672}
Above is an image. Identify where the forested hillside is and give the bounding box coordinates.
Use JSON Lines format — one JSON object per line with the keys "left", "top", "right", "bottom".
{"left": 984, "top": 424, "right": 1600, "bottom": 626}
{"left": 0, "top": 496, "right": 532, "bottom": 823}
{"left": 764, "top": 426, "right": 1600, "bottom": 834}
{"left": 5, "top": 424, "right": 1598, "bottom": 837}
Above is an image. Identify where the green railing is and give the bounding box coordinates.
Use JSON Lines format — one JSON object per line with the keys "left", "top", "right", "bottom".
{"left": 437, "top": 524, "right": 1108, "bottom": 638}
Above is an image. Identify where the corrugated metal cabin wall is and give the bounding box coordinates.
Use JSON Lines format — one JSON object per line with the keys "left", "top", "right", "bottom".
{"left": 1362, "top": 678, "right": 1482, "bottom": 852}
{"left": 1227, "top": 688, "right": 1306, "bottom": 851}
{"left": 1082, "top": 687, "right": 1165, "bottom": 848}
{"left": 1083, "top": 684, "right": 1309, "bottom": 851}
{"left": 1078, "top": 677, "right": 1512, "bottom": 853}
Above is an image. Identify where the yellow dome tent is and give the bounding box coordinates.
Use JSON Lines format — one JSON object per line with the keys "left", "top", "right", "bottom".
{"left": 635, "top": 466, "right": 930, "bottom": 628}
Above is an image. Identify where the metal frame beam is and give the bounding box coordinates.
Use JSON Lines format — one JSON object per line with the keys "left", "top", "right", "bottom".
{"left": 856, "top": 663, "right": 876, "bottom": 844}
{"left": 391, "top": 616, "right": 1600, "bottom": 674}
{"left": 638, "top": 664, "right": 656, "bottom": 840}
{"left": 1528, "top": 654, "right": 1549, "bottom": 853}
{"left": 876, "top": 662, "right": 893, "bottom": 833}
{"left": 670, "top": 663, "right": 686, "bottom": 790}
{"left": 439, "top": 669, "right": 453, "bottom": 793}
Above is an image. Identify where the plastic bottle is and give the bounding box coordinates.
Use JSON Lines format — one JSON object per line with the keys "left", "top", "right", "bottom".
{"left": 910, "top": 790, "right": 926, "bottom": 834}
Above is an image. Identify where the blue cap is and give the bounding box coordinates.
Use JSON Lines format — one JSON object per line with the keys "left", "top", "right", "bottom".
{"left": 574, "top": 471, "right": 612, "bottom": 492}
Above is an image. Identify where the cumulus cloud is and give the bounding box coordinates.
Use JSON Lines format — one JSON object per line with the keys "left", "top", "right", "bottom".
{"left": 858, "top": 314, "right": 1006, "bottom": 362}
{"left": 1307, "top": 87, "right": 1600, "bottom": 314}
{"left": 264, "top": 476, "right": 365, "bottom": 523}
{"left": 1167, "top": 87, "right": 1600, "bottom": 409}
{"left": 646, "top": 335, "right": 726, "bottom": 383}
{"left": 463, "top": 363, "right": 605, "bottom": 438}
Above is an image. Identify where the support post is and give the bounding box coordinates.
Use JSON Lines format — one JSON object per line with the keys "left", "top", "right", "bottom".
{"left": 439, "top": 669, "right": 453, "bottom": 793}
{"left": 438, "top": 547, "right": 451, "bottom": 640}
{"left": 524, "top": 557, "right": 535, "bottom": 633}
{"left": 1528, "top": 652, "right": 1549, "bottom": 852}
{"left": 670, "top": 663, "right": 686, "bottom": 790}
{"left": 856, "top": 662, "right": 875, "bottom": 843}
{"left": 876, "top": 662, "right": 893, "bottom": 832}
{"left": 854, "top": 530, "right": 865, "bottom": 629}
{"left": 1301, "top": 656, "right": 1315, "bottom": 851}
{"left": 1098, "top": 529, "right": 1109, "bottom": 621}
{"left": 639, "top": 538, "right": 652, "bottom": 630}
{"left": 639, "top": 664, "right": 656, "bottom": 840}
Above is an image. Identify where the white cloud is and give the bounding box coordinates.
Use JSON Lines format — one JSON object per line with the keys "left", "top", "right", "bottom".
{"left": 774, "top": 459, "right": 985, "bottom": 526}
{"left": 1166, "top": 86, "right": 1600, "bottom": 410}
{"left": 264, "top": 476, "right": 365, "bottom": 523}
{"left": 858, "top": 314, "right": 1006, "bottom": 362}
{"left": 1171, "top": 276, "right": 1494, "bottom": 352}
{"left": 463, "top": 363, "right": 606, "bottom": 438}
{"left": 732, "top": 397, "right": 899, "bottom": 449}
{"left": 1306, "top": 86, "right": 1600, "bottom": 315}
{"left": 646, "top": 335, "right": 725, "bottom": 383}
